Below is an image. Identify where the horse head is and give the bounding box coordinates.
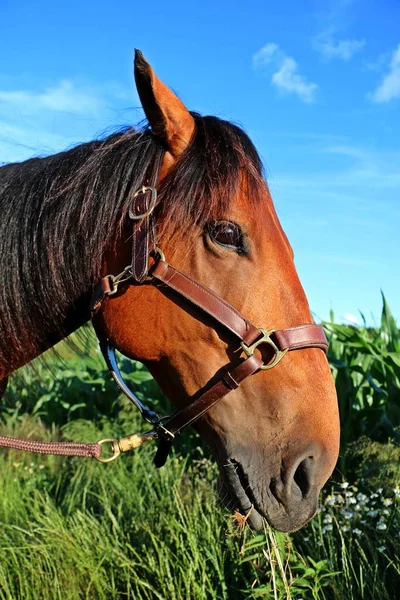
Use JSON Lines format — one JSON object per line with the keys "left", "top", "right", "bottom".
{"left": 95, "top": 52, "right": 340, "bottom": 532}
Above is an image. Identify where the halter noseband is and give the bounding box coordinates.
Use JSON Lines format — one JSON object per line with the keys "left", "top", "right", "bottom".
{"left": 89, "top": 152, "right": 329, "bottom": 467}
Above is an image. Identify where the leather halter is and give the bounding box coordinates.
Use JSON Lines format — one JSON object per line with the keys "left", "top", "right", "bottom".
{"left": 90, "top": 153, "right": 329, "bottom": 467}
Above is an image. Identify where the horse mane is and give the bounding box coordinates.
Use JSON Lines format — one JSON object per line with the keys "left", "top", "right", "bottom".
{"left": 0, "top": 114, "right": 264, "bottom": 372}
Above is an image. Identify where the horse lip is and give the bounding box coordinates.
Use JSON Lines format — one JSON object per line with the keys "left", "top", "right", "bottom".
{"left": 219, "top": 457, "right": 320, "bottom": 533}
{"left": 218, "top": 458, "right": 265, "bottom": 530}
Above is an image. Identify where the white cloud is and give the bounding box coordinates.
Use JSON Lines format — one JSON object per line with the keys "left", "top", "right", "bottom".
{"left": 0, "top": 80, "right": 102, "bottom": 116}
{"left": 315, "top": 35, "right": 365, "bottom": 61}
{"left": 0, "top": 78, "right": 134, "bottom": 164}
{"left": 275, "top": 142, "right": 400, "bottom": 190}
{"left": 370, "top": 44, "right": 400, "bottom": 103}
{"left": 272, "top": 58, "right": 318, "bottom": 104}
{"left": 252, "top": 43, "right": 318, "bottom": 103}
{"left": 252, "top": 43, "right": 280, "bottom": 68}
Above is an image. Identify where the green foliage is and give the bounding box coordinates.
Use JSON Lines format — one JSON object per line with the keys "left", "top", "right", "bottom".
{"left": 344, "top": 436, "right": 400, "bottom": 491}
{"left": 294, "top": 479, "right": 400, "bottom": 600}
{"left": 324, "top": 293, "right": 400, "bottom": 452}
{"left": 3, "top": 337, "right": 162, "bottom": 428}
{"left": 239, "top": 531, "right": 340, "bottom": 598}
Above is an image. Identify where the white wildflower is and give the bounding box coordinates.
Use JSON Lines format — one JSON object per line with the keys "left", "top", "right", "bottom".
{"left": 353, "top": 528, "right": 362, "bottom": 537}
{"left": 377, "top": 521, "right": 387, "bottom": 531}
{"left": 357, "top": 493, "right": 368, "bottom": 503}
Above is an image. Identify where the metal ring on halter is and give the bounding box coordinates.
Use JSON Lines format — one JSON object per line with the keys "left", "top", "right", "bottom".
{"left": 129, "top": 186, "right": 158, "bottom": 220}
{"left": 240, "top": 329, "right": 289, "bottom": 371}
{"left": 105, "top": 265, "right": 133, "bottom": 296}
{"left": 143, "top": 247, "right": 166, "bottom": 282}
{"left": 153, "top": 247, "right": 165, "bottom": 262}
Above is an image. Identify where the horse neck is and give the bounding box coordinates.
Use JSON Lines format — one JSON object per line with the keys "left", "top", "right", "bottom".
{"left": 0, "top": 152, "right": 100, "bottom": 377}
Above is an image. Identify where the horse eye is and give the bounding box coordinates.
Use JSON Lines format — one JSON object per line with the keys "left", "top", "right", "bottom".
{"left": 208, "top": 221, "right": 246, "bottom": 253}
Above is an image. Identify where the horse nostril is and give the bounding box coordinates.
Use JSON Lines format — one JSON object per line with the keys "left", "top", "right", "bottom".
{"left": 293, "top": 456, "right": 314, "bottom": 498}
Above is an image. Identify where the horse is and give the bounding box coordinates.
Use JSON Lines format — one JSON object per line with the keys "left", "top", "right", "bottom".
{"left": 0, "top": 51, "right": 340, "bottom": 532}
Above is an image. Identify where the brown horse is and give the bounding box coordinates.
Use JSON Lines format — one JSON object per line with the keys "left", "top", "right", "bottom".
{"left": 0, "top": 51, "right": 339, "bottom": 532}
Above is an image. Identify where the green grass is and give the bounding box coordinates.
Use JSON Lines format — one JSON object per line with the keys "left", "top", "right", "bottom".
{"left": 0, "top": 296, "right": 399, "bottom": 599}
{"left": 0, "top": 415, "right": 294, "bottom": 600}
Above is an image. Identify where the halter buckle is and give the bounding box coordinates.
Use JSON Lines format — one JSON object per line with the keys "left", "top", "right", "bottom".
{"left": 241, "top": 329, "right": 288, "bottom": 371}
{"left": 129, "top": 186, "right": 158, "bottom": 220}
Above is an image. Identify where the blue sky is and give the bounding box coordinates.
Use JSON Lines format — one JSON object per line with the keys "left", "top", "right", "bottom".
{"left": 1, "top": 0, "right": 399, "bottom": 323}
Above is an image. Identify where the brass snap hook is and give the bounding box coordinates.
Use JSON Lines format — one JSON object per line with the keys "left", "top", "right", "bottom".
{"left": 95, "top": 433, "right": 154, "bottom": 463}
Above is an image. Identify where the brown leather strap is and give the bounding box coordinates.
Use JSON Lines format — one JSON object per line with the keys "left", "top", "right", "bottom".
{"left": 90, "top": 277, "right": 113, "bottom": 315}
{"left": 131, "top": 191, "right": 153, "bottom": 282}
{"left": 160, "top": 354, "right": 263, "bottom": 437}
{"left": 131, "top": 150, "right": 164, "bottom": 282}
{"left": 152, "top": 260, "right": 261, "bottom": 345}
{"left": 152, "top": 260, "right": 328, "bottom": 353}
{"left": 154, "top": 353, "right": 263, "bottom": 467}
{"left": 272, "top": 325, "right": 328, "bottom": 353}
{"left": 0, "top": 436, "right": 101, "bottom": 458}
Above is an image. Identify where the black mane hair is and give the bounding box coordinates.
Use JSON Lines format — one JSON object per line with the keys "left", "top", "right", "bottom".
{"left": 0, "top": 114, "right": 263, "bottom": 372}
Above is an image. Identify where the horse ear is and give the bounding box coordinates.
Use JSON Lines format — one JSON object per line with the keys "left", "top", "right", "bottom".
{"left": 134, "top": 50, "right": 195, "bottom": 157}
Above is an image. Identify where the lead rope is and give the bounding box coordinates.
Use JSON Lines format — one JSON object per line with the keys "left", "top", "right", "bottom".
{"left": 0, "top": 436, "right": 102, "bottom": 458}
{"left": 0, "top": 433, "right": 153, "bottom": 460}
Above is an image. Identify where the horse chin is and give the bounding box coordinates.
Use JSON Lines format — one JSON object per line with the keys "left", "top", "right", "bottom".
{"left": 217, "top": 459, "right": 318, "bottom": 533}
